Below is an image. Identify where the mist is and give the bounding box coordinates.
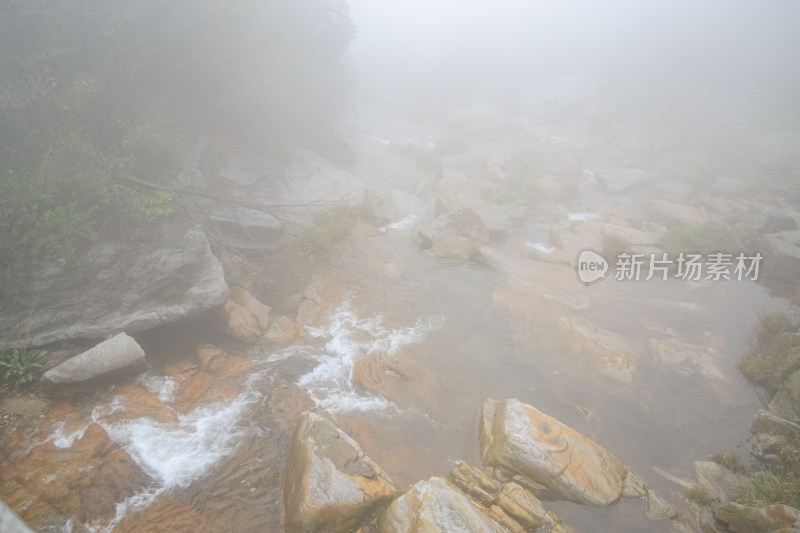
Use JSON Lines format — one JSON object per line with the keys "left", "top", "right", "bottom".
{"left": 348, "top": 0, "right": 800, "bottom": 127}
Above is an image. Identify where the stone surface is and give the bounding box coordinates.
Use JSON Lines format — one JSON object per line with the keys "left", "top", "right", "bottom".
{"left": 219, "top": 287, "right": 272, "bottom": 342}
{"left": 378, "top": 477, "right": 515, "bottom": 533}
{"left": 759, "top": 207, "right": 800, "bottom": 234}
{"left": 0, "top": 219, "right": 228, "bottom": 348}
{"left": 93, "top": 384, "right": 178, "bottom": 425}
{"left": 0, "top": 403, "right": 149, "bottom": 530}
{"left": 284, "top": 412, "right": 398, "bottom": 533}
{"left": 41, "top": 333, "right": 147, "bottom": 395}
{"left": 479, "top": 398, "right": 628, "bottom": 507}
{"left": 354, "top": 351, "right": 440, "bottom": 408}
{"left": 207, "top": 206, "right": 282, "bottom": 249}
{"left": 761, "top": 230, "right": 800, "bottom": 283}
{"left": 767, "top": 369, "right": 800, "bottom": 424}
{"left": 716, "top": 502, "right": 800, "bottom": 533}
{"left": 418, "top": 209, "right": 490, "bottom": 259}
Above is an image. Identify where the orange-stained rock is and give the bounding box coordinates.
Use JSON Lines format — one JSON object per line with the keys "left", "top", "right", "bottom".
{"left": 197, "top": 344, "right": 254, "bottom": 380}
{"left": 480, "top": 398, "right": 628, "bottom": 507}
{"left": 112, "top": 496, "right": 211, "bottom": 533}
{"left": 284, "top": 412, "right": 398, "bottom": 533}
{"left": 164, "top": 362, "right": 190, "bottom": 376}
{"left": 0, "top": 404, "right": 149, "bottom": 529}
{"left": 95, "top": 384, "right": 178, "bottom": 425}
{"left": 172, "top": 369, "right": 214, "bottom": 413}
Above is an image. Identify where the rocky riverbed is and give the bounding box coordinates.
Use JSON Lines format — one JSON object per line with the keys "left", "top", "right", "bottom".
{"left": 2, "top": 80, "right": 800, "bottom": 532}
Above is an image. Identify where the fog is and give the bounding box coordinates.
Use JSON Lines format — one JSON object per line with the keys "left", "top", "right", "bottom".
{"left": 348, "top": 0, "right": 800, "bottom": 127}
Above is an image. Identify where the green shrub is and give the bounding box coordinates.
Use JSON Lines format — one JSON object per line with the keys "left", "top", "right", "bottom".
{"left": 712, "top": 449, "right": 748, "bottom": 475}
{"left": 739, "top": 312, "right": 800, "bottom": 394}
{"left": 735, "top": 472, "right": 800, "bottom": 508}
{"left": 684, "top": 485, "right": 714, "bottom": 506}
{"left": 0, "top": 346, "right": 48, "bottom": 392}
{"left": 659, "top": 223, "right": 739, "bottom": 256}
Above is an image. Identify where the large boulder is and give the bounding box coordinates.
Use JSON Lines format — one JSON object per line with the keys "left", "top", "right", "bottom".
{"left": 219, "top": 287, "right": 272, "bottom": 342}
{"left": 378, "top": 477, "right": 516, "bottom": 533}
{"left": 418, "top": 209, "right": 490, "bottom": 259}
{"left": 0, "top": 219, "right": 228, "bottom": 348}
{"left": 479, "top": 398, "right": 628, "bottom": 507}
{"left": 284, "top": 412, "right": 398, "bottom": 533}
{"left": 41, "top": 333, "right": 147, "bottom": 395}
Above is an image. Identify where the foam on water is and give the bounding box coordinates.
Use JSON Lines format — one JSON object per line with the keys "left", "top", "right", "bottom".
{"left": 49, "top": 420, "right": 91, "bottom": 449}
{"left": 297, "top": 303, "right": 444, "bottom": 413}
{"left": 525, "top": 241, "right": 555, "bottom": 253}
{"left": 567, "top": 211, "right": 600, "bottom": 221}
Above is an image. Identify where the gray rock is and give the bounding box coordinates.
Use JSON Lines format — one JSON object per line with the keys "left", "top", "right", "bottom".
{"left": 479, "top": 398, "right": 628, "bottom": 507}
{"left": 418, "top": 209, "right": 489, "bottom": 259}
{"left": 0, "top": 219, "right": 228, "bottom": 348}
{"left": 284, "top": 412, "right": 397, "bottom": 533}
{"left": 716, "top": 502, "right": 800, "bottom": 533}
{"left": 207, "top": 206, "right": 282, "bottom": 249}
{"left": 595, "top": 168, "right": 657, "bottom": 193}
{"left": 761, "top": 230, "right": 800, "bottom": 283}
{"left": 759, "top": 207, "right": 800, "bottom": 234}
{"left": 711, "top": 176, "right": 752, "bottom": 198}
{"left": 41, "top": 333, "right": 146, "bottom": 394}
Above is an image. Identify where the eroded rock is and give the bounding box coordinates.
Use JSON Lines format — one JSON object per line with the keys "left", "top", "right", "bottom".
{"left": 479, "top": 398, "right": 628, "bottom": 507}
{"left": 716, "top": 502, "right": 800, "bottom": 533}
{"left": 284, "top": 412, "right": 398, "bottom": 533}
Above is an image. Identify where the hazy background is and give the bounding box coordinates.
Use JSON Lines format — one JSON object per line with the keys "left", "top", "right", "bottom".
{"left": 347, "top": 0, "right": 800, "bottom": 127}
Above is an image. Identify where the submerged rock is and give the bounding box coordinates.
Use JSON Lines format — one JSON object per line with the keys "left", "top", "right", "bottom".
{"left": 479, "top": 398, "right": 628, "bottom": 507}
{"left": 0, "top": 403, "right": 149, "bottom": 530}
{"left": 284, "top": 412, "right": 398, "bottom": 533}
{"left": 41, "top": 333, "right": 147, "bottom": 395}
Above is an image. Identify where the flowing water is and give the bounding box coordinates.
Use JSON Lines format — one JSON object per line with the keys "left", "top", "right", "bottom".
{"left": 19, "top": 105, "right": 790, "bottom": 532}
{"left": 84, "top": 218, "right": 787, "bottom": 532}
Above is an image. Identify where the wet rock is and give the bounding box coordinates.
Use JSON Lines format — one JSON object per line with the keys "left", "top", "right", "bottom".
{"left": 295, "top": 277, "right": 347, "bottom": 332}
{"left": 0, "top": 404, "right": 149, "bottom": 529}
{"left": 711, "top": 176, "right": 752, "bottom": 198}
{"left": 112, "top": 496, "right": 211, "bottom": 533}
{"left": 172, "top": 369, "right": 214, "bottom": 413}
{"left": 418, "top": 209, "right": 490, "bottom": 259}
{"left": 284, "top": 412, "right": 398, "bottom": 533}
{"left": 716, "top": 502, "right": 800, "bottom": 533}
{"left": 595, "top": 168, "right": 657, "bottom": 193}
{"left": 196, "top": 344, "right": 254, "bottom": 380}
{"left": 562, "top": 317, "right": 642, "bottom": 385}
{"left": 41, "top": 333, "right": 147, "bottom": 395}
{"left": 94, "top": 384, "right": 178, "bottom": 425}
{"left": 220, "top": 287, "right": 272, "bottom": 342}
{"left": 0, "top": 219, "right": 228, "bottom": 348}
{"left": 354, "top": 351, "right": 440, "bottom": 408}
{"left": 378, "top": 476, "right": 517, "bottom": 533}
{"left": 265, "top": 315, "right": 298, "bottom": 344}
{"left": 479, "top": 398, "right": 628, "bottom": 507}
{"left": 435, "top": 190, "right": 512, "bottom": 236}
